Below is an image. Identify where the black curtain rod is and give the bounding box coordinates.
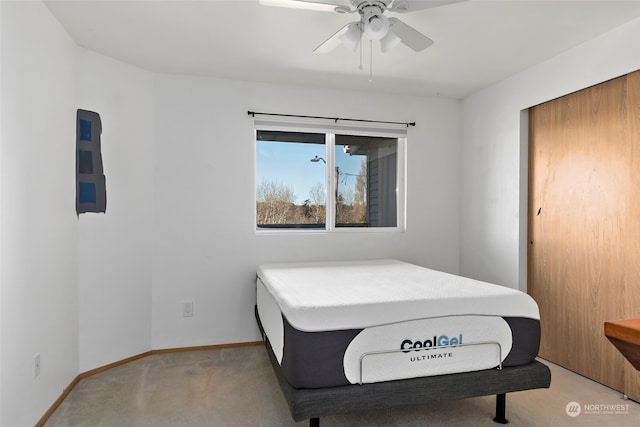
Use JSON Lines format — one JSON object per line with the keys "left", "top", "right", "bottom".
{"left": 247, "top": 111, "right": 415, "bottom": 128}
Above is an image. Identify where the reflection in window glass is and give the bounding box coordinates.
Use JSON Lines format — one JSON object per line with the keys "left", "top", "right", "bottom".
{"left": 336, "top": 135, "right": 397, "bottom": 227}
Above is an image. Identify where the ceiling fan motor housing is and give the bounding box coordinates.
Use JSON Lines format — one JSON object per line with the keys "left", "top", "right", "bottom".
{"left": 360, "top": 4, "right": 389, "bottom": 39}
{"left": 352, "top": 0, "right": 390, "bottom": 10}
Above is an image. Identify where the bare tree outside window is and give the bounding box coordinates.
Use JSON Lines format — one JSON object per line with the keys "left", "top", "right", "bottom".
{"left": 255, "top": 179, "right": 296, "bottom": 225}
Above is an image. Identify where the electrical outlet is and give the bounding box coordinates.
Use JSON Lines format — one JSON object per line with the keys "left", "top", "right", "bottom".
{"left": 34, "top": 353, "right": 40, "bottom": 378}
{"left": 182, "top": 300, "right": 194, "bottom": 317}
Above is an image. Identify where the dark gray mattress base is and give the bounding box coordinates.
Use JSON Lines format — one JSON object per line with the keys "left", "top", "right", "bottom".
{"left": 257, "top": 308, "right": 551, "bottom": 425}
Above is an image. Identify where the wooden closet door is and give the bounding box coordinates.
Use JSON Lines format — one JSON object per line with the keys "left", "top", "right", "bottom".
{"left": 623, "top": 71, "right": 640, "bottom": 401}
{"left": 529, "top": 71, "right": 640, "bottom": 401}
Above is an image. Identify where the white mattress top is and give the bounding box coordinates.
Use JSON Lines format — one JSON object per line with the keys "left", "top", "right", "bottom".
{"left": 257, "top": 259, "right": 540, "bottom": 331}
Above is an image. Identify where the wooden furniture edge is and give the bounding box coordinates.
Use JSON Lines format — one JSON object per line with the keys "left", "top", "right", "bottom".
{"left": 34, "top": 341, "right": 265, "bottom": 427}
{"left": 605, "top": 319, "right": 640, "bottom": 346}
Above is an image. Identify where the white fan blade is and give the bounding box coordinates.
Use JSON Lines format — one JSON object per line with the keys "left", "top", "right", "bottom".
{"left": 314, "top": 22, "right": 361, "bottom": 53}
{"left": 259, "top": 0, "right": 349, "bottom": 13}
{"left": 389, "top": 0, "right": 466, "bottom": 13}
{"left": 387, "top": 17, "right": 433, "bottom": 51}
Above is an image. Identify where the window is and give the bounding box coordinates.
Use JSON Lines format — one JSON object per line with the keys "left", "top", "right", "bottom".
{"left": 256, "top": 130, "right": 326, "bottom": 228}
{"left": 255, "top": 122, "right": 405, "bottom": 231}
{"left": 335, "top": 134, "right": 398, "bottom": 228}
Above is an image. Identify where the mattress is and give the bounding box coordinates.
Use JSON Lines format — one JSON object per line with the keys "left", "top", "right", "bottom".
{"left": 256, "top": 259, "right": 541, "bottom": 388}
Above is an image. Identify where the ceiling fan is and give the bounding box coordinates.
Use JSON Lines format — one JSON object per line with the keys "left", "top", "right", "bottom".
{"left": 260, "top": 0, "right": 465, "bottom": 54}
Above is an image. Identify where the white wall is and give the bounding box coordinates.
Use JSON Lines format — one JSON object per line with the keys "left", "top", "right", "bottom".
{"left": 1, "top": 2, "right": 155, "bottom": 422}
{"left": 0, "top": 2, "right": 79, "bottom": 426}
{"left": 460, "top": 17, "right": 640, "bottom": 291}
{"left": 76, "top": 50, "right": 154, "bottom": 372}
{"left": 151, "top": 75, "right": 462, "bottom": 348}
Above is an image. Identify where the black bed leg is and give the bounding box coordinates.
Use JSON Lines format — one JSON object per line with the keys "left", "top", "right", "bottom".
{"left": 493, "top": 393, "right": 508, "bottom": 424}
{"left": 309, "top": 417, "right": 320, "bottom": 427}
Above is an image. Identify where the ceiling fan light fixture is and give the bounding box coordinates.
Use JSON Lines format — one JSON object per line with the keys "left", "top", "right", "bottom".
{"left": 380, "top": 29, "right": 401, "bottom": 52}
{"left": 338, "top": 22, "right": 362, "bottom": 51}
{"left": 364, "top": 14, "right": 389, "bottom": 40}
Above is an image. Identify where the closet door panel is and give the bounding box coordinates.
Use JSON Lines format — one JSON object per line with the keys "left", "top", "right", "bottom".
{"left": 529, "top": 73, "right": 635, "bottom": 397}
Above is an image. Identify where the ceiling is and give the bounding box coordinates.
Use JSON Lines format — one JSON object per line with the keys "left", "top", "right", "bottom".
{"left": 44, "top": 0, "right": 640, "bottom": 99}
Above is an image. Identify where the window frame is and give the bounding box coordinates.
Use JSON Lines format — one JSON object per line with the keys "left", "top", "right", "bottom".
{"left": 254, "top": 119, "right": 407, "bottom": 233}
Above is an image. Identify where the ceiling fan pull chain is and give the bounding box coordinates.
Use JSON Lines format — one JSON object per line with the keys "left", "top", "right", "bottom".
{"left": 369, "top": 39, "right": 373, "bottom": 82}
{"left": 359, "top": 29, "right": 364, "bottom": 70}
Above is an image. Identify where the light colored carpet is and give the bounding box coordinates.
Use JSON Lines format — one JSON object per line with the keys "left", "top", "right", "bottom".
{"left": 44, "top": 345, "right": 639, "bottom": 426}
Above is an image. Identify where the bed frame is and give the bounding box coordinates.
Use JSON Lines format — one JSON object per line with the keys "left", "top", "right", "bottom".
{"left": 256, "top": 309, "right": 551, "bottom": 426}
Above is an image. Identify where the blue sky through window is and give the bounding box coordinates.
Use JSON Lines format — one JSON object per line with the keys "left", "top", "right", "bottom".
{"left": 256, "top": 140, "right": 363, "bottom": 205}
